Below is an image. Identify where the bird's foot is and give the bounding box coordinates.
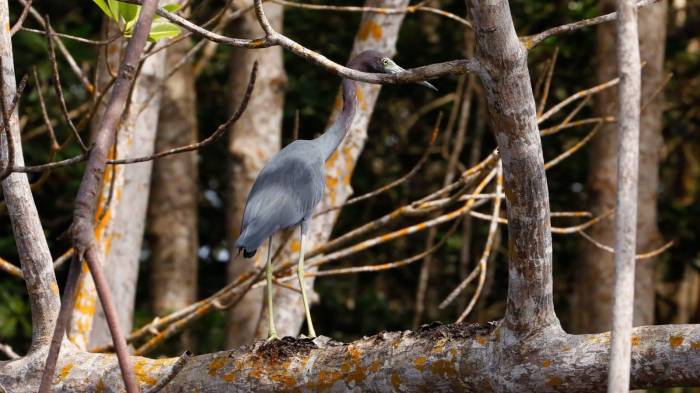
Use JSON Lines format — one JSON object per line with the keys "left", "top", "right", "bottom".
{"left": 266, "top": 334, "right": 279, "bottom": 342}
{"left": 298, "top": 332, "right": 317, "bottom": 340}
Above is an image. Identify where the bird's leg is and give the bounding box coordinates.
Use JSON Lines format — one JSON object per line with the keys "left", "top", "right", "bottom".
{"left": 265, "top": 237, "right": 278, "bottom": 341}
{"left": 297, "top": 228, "right": 317, "bottom": 338}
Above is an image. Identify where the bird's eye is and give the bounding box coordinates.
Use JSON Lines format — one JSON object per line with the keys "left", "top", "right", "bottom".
{"left": 382, "top": 58, "right": 390, "bottom": 66}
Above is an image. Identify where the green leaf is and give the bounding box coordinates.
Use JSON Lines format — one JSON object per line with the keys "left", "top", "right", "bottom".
{"left": 148, "top": 19, "right": 181, "bottom": 42}
{"left": 163, "top": 3, "right": 182, "bottom": 12}
{"left": 92, "top": 0, "right": 113, "bottom": 19}
{"left": 108, "top": 0, "right": 121, "bottom": 21}
{"left": 119, "top": 3, "right": 140, "bottom": 24}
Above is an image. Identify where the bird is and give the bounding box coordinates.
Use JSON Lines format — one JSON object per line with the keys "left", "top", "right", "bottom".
{"left": 235, "top": 50, "right": 437, "bottom": 340}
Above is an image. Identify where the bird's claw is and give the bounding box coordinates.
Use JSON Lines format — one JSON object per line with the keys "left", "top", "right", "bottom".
{"left": 266, "top": 334, "right": 279, "bottom": 342}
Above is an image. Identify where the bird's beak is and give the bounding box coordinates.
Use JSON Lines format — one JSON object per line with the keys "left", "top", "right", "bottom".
{"left": 385, "top": 60, "right": 438, "bottom": 91}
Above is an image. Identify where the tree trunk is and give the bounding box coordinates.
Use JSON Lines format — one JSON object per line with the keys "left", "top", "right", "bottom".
{"left": 68, "top": 20, "right": 166, "bottom": 349}
{"left": 252, "top": 0, "right": 411, "bottom": 339}
{"left": 571, "top": 0, "right": 666, "bottom": 334}
{"left": 224, "top": 0, "right": 286, "bottom": 348}
{"left": 148, "top": 37, "right": 200, "bottom": 351}
{"left": 0, "top": 0, "right": 60, "bottom": 351}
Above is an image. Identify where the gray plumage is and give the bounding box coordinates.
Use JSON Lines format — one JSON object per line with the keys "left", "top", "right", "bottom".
{"left": 235, "top": 50, "right": 436, "bottom": 258}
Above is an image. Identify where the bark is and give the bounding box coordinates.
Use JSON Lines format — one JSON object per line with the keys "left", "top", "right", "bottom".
{"left": 571, "top": 0, "right": 666, "bottom": 334}
{"left": 607, "top": 0, "right": 642, "bottom": 389}
{"left": 68, "top": 19, "right": 166, "bottom": 349}
{"left": 225, "top": 0, "right": 286, "bottom": 348}
{"left": 252, "top": 0, "right": 411, "bottom": 339}
{"left": 0, "top": 0, "right": 60, "bottom": 351}
{"left": 148, "top": 37, "right": 199, "bottom": 349}
{"left": 5, "top": 323, "right": 700, "bottom": 392}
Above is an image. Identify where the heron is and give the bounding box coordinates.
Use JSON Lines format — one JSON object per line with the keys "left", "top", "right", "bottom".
{"left": 235, "top": 50, "right": 436, "bottom": 340}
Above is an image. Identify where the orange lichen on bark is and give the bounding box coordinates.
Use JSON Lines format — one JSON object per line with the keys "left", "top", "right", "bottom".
{"left": 429, "top": 359, "right": 457, "bottom": 377}
{"left": 670, "top": 335, "right": 684, "bottom": 348}
{"left": 340, "top": 345, "right": 366, "bottom": 384}
{"left": 391, "top": 371, "right": 402, "bottom": 391}
{"left": 356, "top": 87, "right": 367, "bottom": 111}
{"left": 133, "top": 358, "right": 158, "bottom": 386}
{"left": 53, "top": 363, "right": 74, "bottom": 384}
{"left": 369, "top": 360, "right": 382, "bottom": 372}
{"left": 543, "top": 359, "right": 552, "bottom": 367}
{"left": 95, "top": 378, "right": 105, "bottom": 393}
{"left": 414, "top": 356, "right": 427, "bottom": 371}
{"left": 358, "top": 21, "right": 383, "bottom": 41}
{"left": 631, "top": 336, "right": 640, "bottom": 346}
{"left": 315, "top": 369, "right": 342, "bottom": 391}
{"left": 290, "top": 240, "right": 301, "bottom": 253}
{"left": 208, "top": 356, "right": 228, "bottom": 376}
{"left": 548, "top": 376, "right": 562, "bottom": 386}
{"left": 691, "top": 341, "right": 700, "bottom": 350}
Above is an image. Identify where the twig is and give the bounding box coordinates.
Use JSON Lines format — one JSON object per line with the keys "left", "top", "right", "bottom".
{"left": 19, "top": 1, "right": 94, "bottom": 92}
{"left": 523, "top": 0, "right": 659, "bottom": 49}
{"left": 539, "top": 77, "right": 619, "bottom": 123}
{"left": 269, "top": 0, "right": 472, "bottom": 27}
{"left": 9, "top": 0, "right": 32, "bottom": 36}
{"left": 537, "top": 47, "right": 558, "bottom": 117}
{"left": 456, "top": 163, "right": 502, "bottom": 322}
{"left": 468, "top": 208, "right": 614, "bottom": 235}
{"left": 0, "top": 342, "right": 19, "bottom": 360}
{"left": 544, "top": 122, "right": 602, "bottom": 170}
{"left": 0, "top": 256, "right": 22, "bottom": 279}
{"left": 143, "top": 351, "right": 192, "bottom": 393}
{"left": 578, "top": 230, "right": 673, "bottom": 260}
{"left": 20, "top": 27, "right": 122, "bottom": 45}
{"left": 44, "top": 16, "right": 88, "bottom": 151}
{"left": 0, "top": 68, "right": 28, "bottom": 181}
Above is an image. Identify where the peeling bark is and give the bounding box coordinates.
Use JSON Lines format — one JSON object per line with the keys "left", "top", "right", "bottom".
{"left": 148, "top": 36, "right": 199, "bottom": 350}
{"left": 253, "top": 0, "right": 411, "bottom": 339}
{"left": 0, "top": 0, "right": 60, "bottom": 351}
{"left": 225, "top": 0, "right": 286, "bottom": 348}
{"left": 572, "top": 0, "right": 666, "bottom": 334}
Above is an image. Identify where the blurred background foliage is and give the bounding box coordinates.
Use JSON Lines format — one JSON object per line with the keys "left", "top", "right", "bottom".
{"left": 0, "top": 0, "right": 698, "bottom": 365}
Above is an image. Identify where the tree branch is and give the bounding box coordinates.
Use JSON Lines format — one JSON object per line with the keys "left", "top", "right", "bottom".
{"left": 39, "top": 1, "right": 162, "bottom": 392}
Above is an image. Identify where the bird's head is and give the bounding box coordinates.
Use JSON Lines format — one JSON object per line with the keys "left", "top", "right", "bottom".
{"left": 349, "top": 50, "right": 437, "bottom": 91}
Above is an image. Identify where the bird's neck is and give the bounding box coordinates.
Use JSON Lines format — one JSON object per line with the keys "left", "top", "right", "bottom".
{"left": 315, "top": 77, "right": 358, "bottom": 161}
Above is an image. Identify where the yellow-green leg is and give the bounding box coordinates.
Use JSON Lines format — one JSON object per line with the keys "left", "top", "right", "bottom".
{"left": 265, "top": 237, "right": 278, "bottom": 341}
{"left": 297, "top": 229, "right": 316, "bottom": 338}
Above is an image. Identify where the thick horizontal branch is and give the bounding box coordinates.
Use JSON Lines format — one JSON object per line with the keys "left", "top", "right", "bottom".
{"left": 4, "top": 323, "right": 700, "bottom": 392}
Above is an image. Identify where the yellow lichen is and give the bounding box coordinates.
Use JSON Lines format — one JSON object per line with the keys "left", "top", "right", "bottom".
{"left": 670, "top": 335, "right": 684, "bottom": 348}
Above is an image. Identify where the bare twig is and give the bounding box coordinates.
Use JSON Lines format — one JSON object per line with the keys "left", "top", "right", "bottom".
{"left": 0, "top": 256, "right": 22, "bottom": 279}
{"left": 0, "top": 69, "right": 28, "bottom": 181}
{"left": 0, "top": 342, "right": 19, "bottom": 360}
{"left": 44, "top": 16, "right": 88, "bottom": 151}
{"left": 143, "top": 351, "right": 192, "bottom": 393}
{"left": 523, "top": 0, "right": 659, "bottom": 49}
{"left": 9, "top": 0, "right": 32, "bottom": 35}
{"left": 578, "top": 231, "right": 673, "bottom": 260}
{"left": 537, "top": 47, "right": 558, "bottom": 117}
{"left": 270, "top": 0, "right": 472, "bottom": 27}
{"left": 456, "top": 163, "right": 502, "bottom": 322}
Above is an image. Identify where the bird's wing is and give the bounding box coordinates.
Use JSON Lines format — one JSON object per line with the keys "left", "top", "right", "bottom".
{"left": 242, "top": 143, "right": 324, "bottom": 234}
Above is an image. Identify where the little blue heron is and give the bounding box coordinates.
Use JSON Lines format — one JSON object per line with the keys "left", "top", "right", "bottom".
{"left": 235, "top": 50, "right": 436, "bottom": 340}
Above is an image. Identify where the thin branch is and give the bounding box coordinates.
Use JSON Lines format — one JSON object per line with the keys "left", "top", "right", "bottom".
{"left": 44, "top": 16, "right": 88, "bottom": 151}
{"left": 9, "top": 0, "right": 32, "bottom": 35}
{"left": 523, "top": 0, "right": 659, "bottom": 49}
{"left": 457, "top": 163, "right": 502, "bottom": 322}
{"left": 270, "top": 0, "right": 472, "bottom": 27}
{"left": 20, "top": 27, "right": 122, "bottom": 45}
{"left": 578, "top": 230, "right": 674, "bottom": 260}
{"left": 143, "top": 351, "right": 192, "bottom": 393}
{"left": 537, "top": 47, "right": 558, "bottom": 117}
{"left": 0, "top": 342, "right": 19, "bottom": 360}
{"left": 0, "top": 70, "right": 28, "bottom": 181}
{"left": 0, "top": 256, "right": 22, "bottom": 279}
